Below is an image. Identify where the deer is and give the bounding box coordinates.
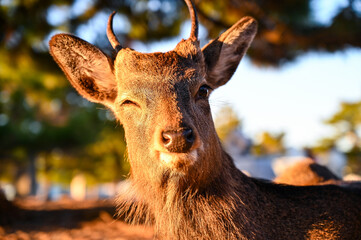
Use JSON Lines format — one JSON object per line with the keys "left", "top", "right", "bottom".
{"left": 49, "top": 0, "right": 361, "bottom": 239}
{"left": 274, "top": 158, "right": 341, "bottom": 186}
{"left": 274, "top": 158, "right": 361, "bottom": 189}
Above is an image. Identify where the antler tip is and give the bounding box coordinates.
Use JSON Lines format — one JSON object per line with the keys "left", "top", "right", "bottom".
{"left": 184, "top": 0, "right": 199, "bottom": 41}
{"left": 107, "top": 11, "right": 122, "bottom": 51}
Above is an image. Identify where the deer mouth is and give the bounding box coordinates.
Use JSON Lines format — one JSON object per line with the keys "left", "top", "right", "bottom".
{"left": 158, "top": 149, "right": 198, "bottom": 171}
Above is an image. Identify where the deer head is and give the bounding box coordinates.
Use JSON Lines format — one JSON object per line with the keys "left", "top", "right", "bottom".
{"left": 49, "top": 0, "right": 257, "bottom": 191}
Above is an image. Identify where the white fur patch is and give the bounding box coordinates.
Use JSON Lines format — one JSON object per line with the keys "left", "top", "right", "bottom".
{"left": 159, "top": 150, "right": 198, "bottom": 168}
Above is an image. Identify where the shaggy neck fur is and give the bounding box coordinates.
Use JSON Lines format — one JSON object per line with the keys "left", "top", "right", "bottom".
{"left": 117, "top": 151, "right": 263, "bottom": 240}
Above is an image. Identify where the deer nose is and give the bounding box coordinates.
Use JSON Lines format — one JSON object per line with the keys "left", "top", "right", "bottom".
{"left": 162, "top": 128, "right": 195, "bottom": 153}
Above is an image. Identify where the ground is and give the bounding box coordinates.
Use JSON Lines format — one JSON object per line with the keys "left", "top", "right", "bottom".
{"left": 0, "top": 197, "right": 154, "bottom": 240}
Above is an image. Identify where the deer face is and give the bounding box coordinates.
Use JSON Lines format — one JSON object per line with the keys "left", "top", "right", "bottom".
{"left": 115, "top": 46, "right": 204, "bottom": 160}
{"left": 49, "top": 0, "right": 257, "bottom": 187}
{"left": 111, "top": 41, "right": 226, "bottom": 186}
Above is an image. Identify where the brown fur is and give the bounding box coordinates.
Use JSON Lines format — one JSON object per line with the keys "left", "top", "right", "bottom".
{"left": 49, "top": 1, "right": 361, "bottom": 239}
{"left": 274, "top": 158, "right": 341, "bottom": 186}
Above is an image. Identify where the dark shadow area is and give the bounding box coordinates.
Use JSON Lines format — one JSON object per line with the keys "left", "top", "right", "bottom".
{"left": 1, "top": 198, "right": 115, "bottom": 232}
{"left": 0, "top": 195, "right": 153, "bottom": 240}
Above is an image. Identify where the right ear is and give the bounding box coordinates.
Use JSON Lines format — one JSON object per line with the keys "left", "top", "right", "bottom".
{"left": 202, "top": 17, "right": 257, "bottom": 89}
{"left": 49, "top": 34, "right": 117, "bottom": 108}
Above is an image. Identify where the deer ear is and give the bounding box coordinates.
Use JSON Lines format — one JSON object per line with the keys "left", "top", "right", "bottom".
{"left": 202, "top": 17, "right": 257, "bottom": 88}
{"left": 49, "top": 34, "right": 117, "bottom": 107}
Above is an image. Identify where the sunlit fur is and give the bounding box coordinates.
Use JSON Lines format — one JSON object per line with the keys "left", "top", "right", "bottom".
{"left": 274, "top": 158, "right": 341, "bottom": 186}
{"left": 274, "top": 159, "right": 361, "bottom": 190}
{"left": 112, "top": 40, "right": 224, "bottom": 189}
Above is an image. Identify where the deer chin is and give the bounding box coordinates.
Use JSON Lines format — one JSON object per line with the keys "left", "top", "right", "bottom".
{"left": 159, "top": 150, "right": 198, "bottom": 171}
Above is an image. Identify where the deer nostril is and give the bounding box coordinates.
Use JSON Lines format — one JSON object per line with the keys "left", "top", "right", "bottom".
{"left": 183, "top": 128, "right": 194, "bottom": 143}
{"left": 161, "top": 128, "right": 195, "bottom": 153}
{"left": 162, "top": 132, "right": 172, "bottom": 145}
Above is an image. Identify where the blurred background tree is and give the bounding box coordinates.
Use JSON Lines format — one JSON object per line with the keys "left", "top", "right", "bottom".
{"left": 215, "top": 105, "right": 242, "bottom": 141}
{"left": 313, "top": 100, "right": 361, "bottom": 174}
{"left": 325, "top": 101, "right": 361, "bottom": 150}
{"left": 1, "top": 0, "right": 361, "bottom": 197}
{"left": 214, "top": 105, "right": 285, "bottom": 156}
{"left": 252, "top": 131, "right": 286, "bottom": 156}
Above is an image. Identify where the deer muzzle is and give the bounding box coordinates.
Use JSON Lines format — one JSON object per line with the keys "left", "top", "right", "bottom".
{"left": 154, "top": 125, "right": 202, "bottom": 170}
{"left": 162, "top": 128, "right": 195, "bottom": 153}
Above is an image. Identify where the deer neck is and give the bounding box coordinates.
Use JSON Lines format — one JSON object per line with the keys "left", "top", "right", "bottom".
{"left": 151, "top": 154, "right": 259, "bottom": 239}
{"left": 118, "top": 149, "right": 261, "bottom": 239}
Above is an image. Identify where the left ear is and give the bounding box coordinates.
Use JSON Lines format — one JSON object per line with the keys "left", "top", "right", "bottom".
{"left": 202, "top": 17, "right": 257, "bottom": 88}
{"left": 49, "top": 34, "right": 117, "bottom": 109}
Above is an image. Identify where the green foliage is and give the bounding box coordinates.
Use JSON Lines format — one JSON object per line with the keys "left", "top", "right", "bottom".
{"left": 316, "top": 100, "right": 361, "bottom": 152}
{"left": 215, "top": 105, "right": 242, "bottom": 141}
{"left": 314, "top": 100, "right": 361, "bottom": 174}
{"left": 325, "top": 101, "right": 361, "bottom": 133}
{"left": 197, "top": 0, "right": 361, "bottom": 65}
{"left": 252, "top": 132, "right": 286, "bottom": 156}
{"left": 214, "top": 106, "right": 286, "bottom": 156}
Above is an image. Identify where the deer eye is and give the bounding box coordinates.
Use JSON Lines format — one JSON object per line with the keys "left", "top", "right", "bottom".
{"left": 121, "top": 99, "right": 140, "bottom": 108}
{"left": 196, "top": 85, "right": 212, "bottom": 100}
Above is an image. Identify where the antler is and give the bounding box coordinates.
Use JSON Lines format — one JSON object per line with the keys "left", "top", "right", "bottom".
{"left": 184, "top": 0, "right": 199, "bottom": 41}
{"left": 108, "top": 1, "right": 198, "bottom": 48}
{"left": 107, "top": 11, "right": 122, "bottom": 51}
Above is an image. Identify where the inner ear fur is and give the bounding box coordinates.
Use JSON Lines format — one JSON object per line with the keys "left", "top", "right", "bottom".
{"left": 49, "top": 34, "right": 117, "bottom": 107}
{"left": 202, "top": 17, "right": 257, "bottom": 88}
